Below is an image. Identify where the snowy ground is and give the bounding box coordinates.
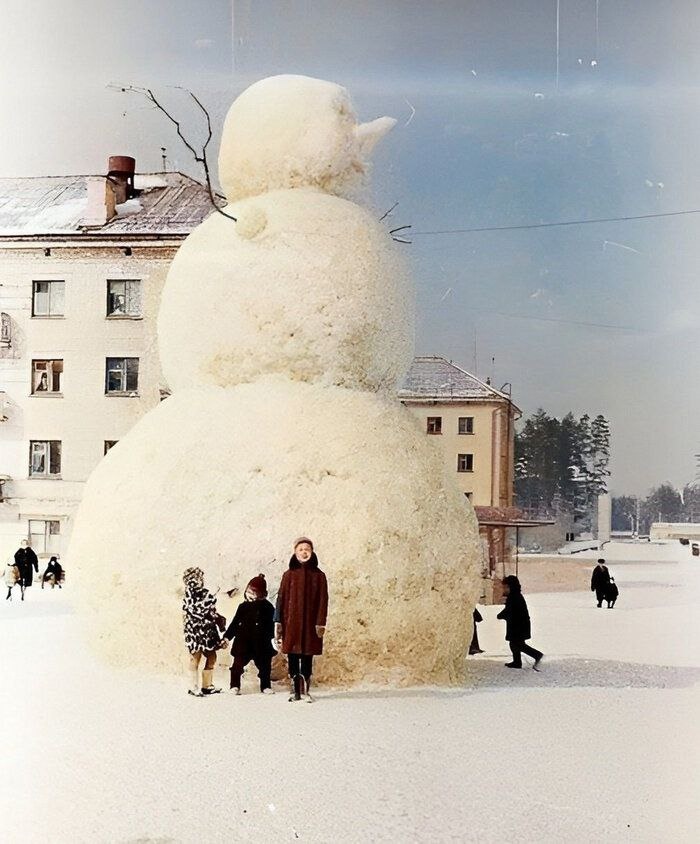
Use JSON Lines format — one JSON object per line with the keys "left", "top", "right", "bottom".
{"left": 2, "top": 556, "right": 699, "bottom": 843}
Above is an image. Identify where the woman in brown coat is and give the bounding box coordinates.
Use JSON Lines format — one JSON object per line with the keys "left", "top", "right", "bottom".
{"left": 274, "top": 537, "right": 329, "bottom": 702}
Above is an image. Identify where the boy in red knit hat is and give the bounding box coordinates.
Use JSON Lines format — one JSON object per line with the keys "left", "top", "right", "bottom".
{"left": 222, "top": 574, "right": 276, "bottom": 694}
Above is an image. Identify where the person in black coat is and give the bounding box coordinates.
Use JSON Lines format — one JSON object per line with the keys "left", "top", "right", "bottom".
{"left": 42, "top": 556, "right": 63, "bottom": 589}
{"left": 605, "top": 577, "right": 619, "bottom": 608}
{"left": 222, "top": 574, "right": 276, "bottom": 694}
{"left": 496, "top": 575, "right": 543, "bottom": 669}
{"left": 14, "top": 540, "right": 39, "bottom": 597}
{"left": 591, "top": 559, "right": 611, "bottom": 607}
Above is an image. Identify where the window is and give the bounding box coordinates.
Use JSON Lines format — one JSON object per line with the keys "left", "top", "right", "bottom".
{"left": 29, "top": 440, "right": 61, "bottom": 477}
{"left": 458, "top": 416, "right": 474, "bottom": 435}
{"left": 31, "top": 360, "right": 63, "bottom": 394}
{"left": 457, "top": 453, "right": 474, "bottom": 473}
{"left": 107, "top": 279, "right": 142, "bottom": 317}
{"left": 426, "top": 416, "right": 442, "bottom": 435}
{"left": 105, "top": 358, "right": 139, "bottom": 394}
{"left": 32, "top": 281, "right": 65, "bottom": 316}
{"left": 104, "top": 440, "right": 118, "bottom": 454}
{"left": 29, "top": 519, "right": 61, "bottom": 555}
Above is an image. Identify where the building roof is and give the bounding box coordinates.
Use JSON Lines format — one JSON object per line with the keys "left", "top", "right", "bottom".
{"left": 399, "top": 355, "right": 519, "bottom": 408}
{"left": 0, "top": 173, "right": 212, "bottom": 238}
{"left": 473, "top": 505, "right": 554, "bottom": 528}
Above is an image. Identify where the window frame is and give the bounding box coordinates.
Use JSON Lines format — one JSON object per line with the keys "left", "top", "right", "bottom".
{"left": 105, "top": 357, "right": 139, "bottom": 395}
{"left": 106, "top": 279, "right": 142, "bottom": 319}
{"left": 426, "top": 416, "right": 442, "bottom": 435}
{"left": 457, "top": 453, "right": 474, "bottom": 473}
{"left": 28, "top": 519, "right": 61, "bottom": 555}
{"left": 29, "top": 440, "right": 62, "bottom": 478}
{"left": 104, "top": 440, "right": 119, "bottom": 455}
{"left": 31, "top": 359, "right": 64, "bottom": 395}
{"left": 31, "top": 280, "right": 65, "bottom": 318}
{"left": 458, "top": 416, "right": 474, "bottom": 435}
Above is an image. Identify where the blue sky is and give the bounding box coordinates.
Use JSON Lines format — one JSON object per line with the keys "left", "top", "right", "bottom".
{"left": 1, "top": 0, "right": 698, "bottom": 493}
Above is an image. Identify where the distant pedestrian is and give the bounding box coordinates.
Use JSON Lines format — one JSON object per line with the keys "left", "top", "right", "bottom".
{"left": 605, "top": 577, "right": 619, "bottom": 609}
{"left": 14, "top": 540, "right": 38, "bottom": 599}
{"left": 182, "top": 567, "right": 225, "bottom": 697}
{"left": 222, "top": 574, "right": 276, "bottom": 695}
{"left": 4, "top": 562, "right": 20, "bottom": 601}
{"left": 496, "top": 575, "right": 543, "bottom": 670}
{"left": 42, "top": 556, "right": 64, "bottom": 589}
{"left": 468, "top": 607, "right": 485, "bottom": 655}
{"left": 275, "top": 537, "right": 329, "bottom": 702}
{"left": 591, "top": 559, "right": 611, "bottom": 608}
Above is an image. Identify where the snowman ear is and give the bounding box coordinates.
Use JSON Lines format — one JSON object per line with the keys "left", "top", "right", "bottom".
{"left": 354, "top": 117, "right": 397, "bottom": 157}
{"left": 236, "top": 205, "right": 268, "bottom": 240}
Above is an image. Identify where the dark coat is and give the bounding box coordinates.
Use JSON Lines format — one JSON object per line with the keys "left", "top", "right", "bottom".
{"left": 605, "top": 581, "right": 619, "bottom": 601}
{"left": 14, "top": 547, "right": 39, "bottom": 587}
{"left": 591, "top": 564, "right": 611, "bottom": 591}
{"left": 224, "top": 599, "right": 276, "bottom": 659}
{"left": 43, "top": 560, "right": 63, "bottom": 581}
{"left": 275, "top": 554, "right": 328, "bottom": 656}
{"left": 497, "top": 592, "right": 532, "bottom": 642}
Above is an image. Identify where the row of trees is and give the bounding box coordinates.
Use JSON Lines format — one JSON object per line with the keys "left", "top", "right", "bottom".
{"left": 514, "top": 409, "right": 611, "bottom": 528}
{"left": 612, "top": 484, "right": 700, "bottom": 534}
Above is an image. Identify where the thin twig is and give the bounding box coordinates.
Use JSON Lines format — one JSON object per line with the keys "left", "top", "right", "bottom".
{"left": 110, "top": 83, "right": 236, "bottom": 222}
{"left": 378, "top": 201, "right": 398, "bottom": 222}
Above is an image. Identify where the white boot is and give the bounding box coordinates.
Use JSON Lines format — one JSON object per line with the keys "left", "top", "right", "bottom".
{"left": 188, "top": 666, "right": 202, "bottom": 697}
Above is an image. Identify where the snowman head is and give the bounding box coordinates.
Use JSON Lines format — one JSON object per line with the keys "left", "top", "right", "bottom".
{"left": 218, "top": 75, "right": 396, "bottom": 202}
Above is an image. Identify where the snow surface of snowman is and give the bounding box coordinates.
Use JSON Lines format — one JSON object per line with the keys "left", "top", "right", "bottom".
{"left": 69, "top": 75, "right": 481, "bottom": 686}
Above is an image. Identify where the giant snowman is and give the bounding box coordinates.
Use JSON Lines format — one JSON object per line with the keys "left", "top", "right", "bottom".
{"left": 69, "top": 75, "right": 482, "bottom": 686}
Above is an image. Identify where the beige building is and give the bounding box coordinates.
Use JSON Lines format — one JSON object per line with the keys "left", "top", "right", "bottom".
{"left": 399, "top": 356, "right": 520, "bottom": 508}
{"left": 0, "top": 159, "right": 210, "bottom": 562}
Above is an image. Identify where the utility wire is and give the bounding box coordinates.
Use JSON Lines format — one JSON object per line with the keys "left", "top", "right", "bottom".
{"left": 411, "top": 208, "right": 700, "bottom": 237}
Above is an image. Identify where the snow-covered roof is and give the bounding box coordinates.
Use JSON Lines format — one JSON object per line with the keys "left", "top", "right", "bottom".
{"left": 0, "top": 172, "right": 212, "bottom": 238}
{"left": 399, "top": 355, "right": 518, "bottom": 406}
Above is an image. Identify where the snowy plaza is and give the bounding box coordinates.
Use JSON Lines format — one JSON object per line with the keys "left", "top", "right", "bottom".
{"left": 3, "top": 549, "right": 698, "bottom": 843}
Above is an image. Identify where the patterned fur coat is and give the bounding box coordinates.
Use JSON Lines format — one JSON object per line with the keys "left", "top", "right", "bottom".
{"left": 182, "top": 568, "right": 221, "bottom": 654}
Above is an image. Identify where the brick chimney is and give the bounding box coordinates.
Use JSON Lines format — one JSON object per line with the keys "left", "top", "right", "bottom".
{"left": 84, "top": 177, "right": 117, "bottom": 226}
{"left": 107, "top": 155, "right": 136, "bottom": 204}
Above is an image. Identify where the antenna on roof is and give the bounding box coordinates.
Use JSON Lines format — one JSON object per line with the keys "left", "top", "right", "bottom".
{"left": 161, "top": 147, "right": 168, "bottom": 172}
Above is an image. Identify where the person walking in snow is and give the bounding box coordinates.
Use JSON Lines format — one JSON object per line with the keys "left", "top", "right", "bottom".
{"left": 222, "top": 573, "right": 276, "bottom": 695}
{"left": 496, "top": 575, "right": 543, "bottom": 670}
{"left": 41, "top": 556, "right": 64, "bottom": 589}
{"left": 591, "top": 558, "right": 611, "bottom": 608}
{"left": 468, "top": 607, "right": 485, "bottom": 655}
{"left": 182, "top": 567, "right": 225, "bottom": 697}
{"left": 605, "top": 577, "right": 619, "bottom": 609}
{"left": 275, "top": 537, "right": 329, "bottom": 702}
{"left": 4, "top": 561, "right": 20, "bottom": 601}
{"left": 14, "top": 540, "right": 38, "bottom": 600}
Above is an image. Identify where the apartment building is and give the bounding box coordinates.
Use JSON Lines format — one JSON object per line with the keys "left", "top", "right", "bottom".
{"left": 399, "top": 355, "right": 520, "bottom": 507}
{"left": 0, "top": 158, "right": 211, "bottom": 561}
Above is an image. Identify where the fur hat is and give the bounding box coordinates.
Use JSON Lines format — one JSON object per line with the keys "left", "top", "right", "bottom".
{"left": 182, "top": 567, "right": 204, "bottom": 587}
{"left": 246, "top": 573, "right": 267, "bottom": 597}
{"left": 293, "top": 536, "right": 314, "bottom": 550}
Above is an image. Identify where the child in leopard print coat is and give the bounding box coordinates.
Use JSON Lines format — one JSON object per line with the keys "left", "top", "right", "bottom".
{"left": 182, "top": 567, "right": 224, "bottom": 696}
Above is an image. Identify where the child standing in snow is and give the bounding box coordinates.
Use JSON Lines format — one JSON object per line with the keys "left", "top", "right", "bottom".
{"left": 605, "top": 577, "right": 619, "bottom": 608}
{"left": 275, "top": 537, "right": 329, "bottom": 702}
{"left": 496, "top": 575, "right": 544, "bottom": 670}
{"left": 182, "top": 567, "right": 224, "bottom": 697}
{"left": 4, "top": 562, "right": 20, "bottom": 600}
{"left": 222, "top": 574, "right": 276, "bottom": 695}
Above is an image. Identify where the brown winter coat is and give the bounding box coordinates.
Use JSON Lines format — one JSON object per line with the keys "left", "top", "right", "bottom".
{"left": 275, "top": 555, "right": 328, "bottom": 656}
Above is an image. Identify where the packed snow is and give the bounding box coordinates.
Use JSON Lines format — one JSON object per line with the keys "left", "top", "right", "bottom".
{"left": 2, "top": 553, "right": 698, "bottom": 842}
{"left": 68, "top": 381, "right": 481, "bottom": 685}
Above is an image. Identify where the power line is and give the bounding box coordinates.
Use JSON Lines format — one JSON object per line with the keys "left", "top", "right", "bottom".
{"left": 473, "top": 309, "right": 645, "bottom": 332}
{"left": 411, "top": 208, "right": 700, "bottom": 237}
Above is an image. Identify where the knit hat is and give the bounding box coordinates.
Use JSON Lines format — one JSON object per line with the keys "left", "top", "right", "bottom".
{"left": 182, "top": 567, "right": 204, "bottom": 588}
{"left": 293, "top": 536, "right": 314, "bottom": 551}
{"left": 246, "top": 573, "right": 267, "bottom": 597}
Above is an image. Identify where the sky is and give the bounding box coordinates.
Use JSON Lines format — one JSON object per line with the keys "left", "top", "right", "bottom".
{"left": 0, "top": 0, "right": 698, "bottom": 495}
